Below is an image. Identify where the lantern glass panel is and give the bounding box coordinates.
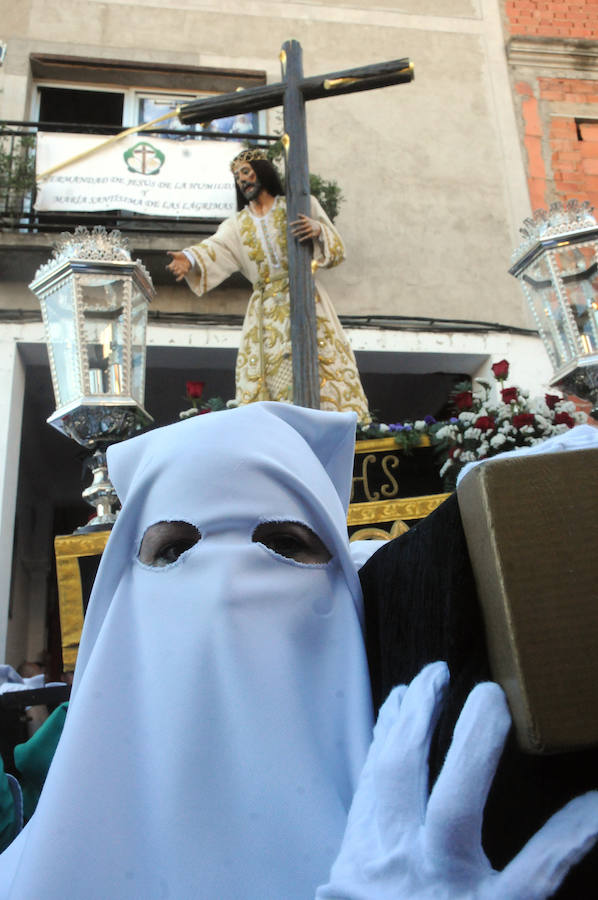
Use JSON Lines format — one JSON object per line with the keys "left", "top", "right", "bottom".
{"left": 44, "top": 284, "right": 81, "bottom": 406}
{"left": 552, "top": 243, "right": 598, "bottom": 355}
{"left": 130, "top": 283, "right": 148, "bottom": 405}
{"left": 522, "top": 255, "right": 573, "bottom": 369}
{"left": 79, "top": 274, "right": 128, "bottom": 397}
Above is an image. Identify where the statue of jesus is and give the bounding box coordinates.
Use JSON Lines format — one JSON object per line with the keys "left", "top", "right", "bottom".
{"left": 167, "top": 148, "right": 370, "bottom": 422}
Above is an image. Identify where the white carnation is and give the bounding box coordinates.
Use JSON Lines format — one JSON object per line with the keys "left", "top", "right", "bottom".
{"left": 435, "top": 425, "right": 456, "bottom": 441}
{"left": 464, "top": 427, "right": 482, "bottom": 440}
{"left": 439, "top": 459, "right": 453, "bottom": 477}
{"left": 530, "top": 399, "right": 550, "bottom": 417}
{"left": 490, "top": 433, "right": 507, "bottom": 449}
{"left": 556, "top": 400, "right": 576, "bottom": 414}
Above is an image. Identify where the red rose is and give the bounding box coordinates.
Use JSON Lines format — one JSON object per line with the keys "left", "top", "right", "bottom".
{"left": 545, "top": 393, "right": 560, "bottom": 409}
{"left": 501, "top": 387, "right": 519, "bottom": 403}
{"left": 512, "top": 413, "right": 535, "bottom": 429}
{"left": 491, "top": 359, "right": 509, "bottom": 381}
{"left": 454, "top": 391, "right": 473, "bottom": 411}
{"left": 186, "top": 380, "right": 205, "bottom": 399}
{"left": 554, "top": 411, "right": 575, "bottom": 428}
{"left": 475, "top": 415, "right": 495, "bottom": 431}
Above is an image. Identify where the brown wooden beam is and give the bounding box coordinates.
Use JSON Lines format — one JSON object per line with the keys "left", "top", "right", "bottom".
{"left": 283, "top": 40, "right": 320, "bottom": 409}
{"left": 178, "top": 57, "right": 413, "bottom": 124}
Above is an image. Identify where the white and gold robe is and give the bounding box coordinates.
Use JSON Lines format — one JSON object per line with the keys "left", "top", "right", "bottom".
{"left": 184, "top": 195, "right": 370, "bottom": 422}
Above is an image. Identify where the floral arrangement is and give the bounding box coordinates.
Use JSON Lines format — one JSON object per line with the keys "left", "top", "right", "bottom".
{"left": 430, "top": 360, "right": 587, "bottom": 487}
{"left": 356, "top": 416, "right": 437, "bottom": 451}
{"left": 179, "top": 381, "right": 227, "bottom": 419}
{"left": 179, "top": 362, "right": 588, "bottom": 490}
{"left": 356, "top": 359, "right": 588, "bottom": 487}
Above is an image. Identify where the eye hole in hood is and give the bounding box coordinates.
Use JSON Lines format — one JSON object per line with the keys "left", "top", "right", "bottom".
{"left": 138, "top": 521, "right": 201, "bottom": 567}
{"left": 252, "top": 521, "right": 332, "bottom": 565}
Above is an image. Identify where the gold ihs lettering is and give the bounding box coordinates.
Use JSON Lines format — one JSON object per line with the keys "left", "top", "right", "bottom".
{"left": 351, "top": 454, "right": 378, "bottom": 501}
{"left": 380, "top": 454, "right": 399, "bottom": 497}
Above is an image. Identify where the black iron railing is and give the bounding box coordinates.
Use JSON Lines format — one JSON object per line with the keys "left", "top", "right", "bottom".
{"left": 0, "top": 120, "right": 275, "bottom": 235}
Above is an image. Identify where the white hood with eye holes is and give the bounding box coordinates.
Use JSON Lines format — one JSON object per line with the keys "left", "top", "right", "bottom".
{"left": 0, "top": 403, "right": 374, "bottom": 900}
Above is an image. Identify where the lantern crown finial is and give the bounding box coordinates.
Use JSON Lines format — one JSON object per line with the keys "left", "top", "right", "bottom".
{"left": 52, "top": 225, "right": 131, "bottom": 262}
{"left": 512, "top": 199, "right": 597, "bottom": 262}
{"left": 32, "top": 226, "right": 152, "bottom": 287}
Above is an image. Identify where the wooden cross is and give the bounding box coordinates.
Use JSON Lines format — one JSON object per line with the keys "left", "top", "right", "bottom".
{"left": 179, "top": 41, "right": 413, "bottom": 409}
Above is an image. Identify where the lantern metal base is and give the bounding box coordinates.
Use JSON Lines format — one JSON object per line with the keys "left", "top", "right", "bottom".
{"left": 47, "top": 398, "right": 153, "bottom": 449}
{"left": 47, "top": 399, "right": 153, "bottom": 532}
{"left": 79, "top": 448, "right": 120, "bottom": 531}
{"left": 75, "top": 519, "right": 115, "bottom": 534}
{"left": 551, "top": 355, "right": 598, "bottom": 419}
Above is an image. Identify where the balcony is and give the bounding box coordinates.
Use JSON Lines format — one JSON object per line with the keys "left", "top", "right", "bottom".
{"left": 0, "top": 119, "right": 271, "bottom": 288}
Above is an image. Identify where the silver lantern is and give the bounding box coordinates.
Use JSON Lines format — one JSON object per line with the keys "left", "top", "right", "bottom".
{"left": 510, "top": 199, "right": 598, "bottom": 417}
{"left": 30, "top": 226, "right": 154, "bottom": 530}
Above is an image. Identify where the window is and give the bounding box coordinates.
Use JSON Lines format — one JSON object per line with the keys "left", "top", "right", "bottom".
{"left": 30, "top": 55, "right": 267, "bottom": 135}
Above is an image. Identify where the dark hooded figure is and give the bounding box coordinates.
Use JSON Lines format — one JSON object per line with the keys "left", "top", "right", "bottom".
{"left": 359, "top": 492, "right": 598, "bottom": 898}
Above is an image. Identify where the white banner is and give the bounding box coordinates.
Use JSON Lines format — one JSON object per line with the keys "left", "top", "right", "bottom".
{"left": 35, "top": 133, "right": 242, "bottom": 218}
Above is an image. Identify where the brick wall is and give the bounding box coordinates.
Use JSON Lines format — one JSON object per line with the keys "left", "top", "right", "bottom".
{"left": 506, "top": 1, "right": 598, "bottom": 38}
{"left": 506, "top": 3, "right": 598, "bottom": 211}
{"left": 513, "top": 76, "right": 598, "bottom": 211}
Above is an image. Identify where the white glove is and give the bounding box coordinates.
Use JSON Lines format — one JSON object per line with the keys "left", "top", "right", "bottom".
{"left": 317, "top": 662, "right": 598, "bottom": 899}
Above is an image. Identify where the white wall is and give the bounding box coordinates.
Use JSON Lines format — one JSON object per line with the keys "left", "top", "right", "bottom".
{"left": 0, "top": 339, "right": 25, "bottom": 661}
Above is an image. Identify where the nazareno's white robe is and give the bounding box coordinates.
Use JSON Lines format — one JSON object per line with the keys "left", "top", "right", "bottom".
{"left": 0, "top": 403, "right": 373, "bottom": 899}
{"left": 184, "top": 195, "right": 371, "bottom": 422}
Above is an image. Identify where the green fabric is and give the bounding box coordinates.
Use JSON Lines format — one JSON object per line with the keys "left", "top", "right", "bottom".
{"left": 0, "top": 757, "right": 16, "bottom": 853}
{"left": 14, "top": 702, "right": 68, "bottom": 822}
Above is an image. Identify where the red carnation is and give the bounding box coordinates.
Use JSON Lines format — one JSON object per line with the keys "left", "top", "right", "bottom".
{"left": 545, "top": 393, "right": 560, "bottom": 410}
{"left": 512, "top": 413, "right": 535, "bottom": 429}
{"left": 475, "top": 415, "right": 495, "bottom": 431}
{"left": 491, "top": 359, "right": 509, "bottom": 381}
{"left": 454, "top": 391, "right": 473, "bottom": 411}
{"left": 501, "top": 387, "right": 519, "bottom": 404}
{"left": 554, "top": 411, "right": 575, "bottom": 428}
{"left": 186, "top": 380, "right": 205, "bottom": 399}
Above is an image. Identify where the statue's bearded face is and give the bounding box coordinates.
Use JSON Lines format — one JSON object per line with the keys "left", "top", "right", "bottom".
{"left": 235, "top": 162, "right": 262, "bottom": 201}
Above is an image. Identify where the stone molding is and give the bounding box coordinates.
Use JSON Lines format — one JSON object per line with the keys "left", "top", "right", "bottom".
{"left": 507, "top": 37, "right": 598, "bottom": 72}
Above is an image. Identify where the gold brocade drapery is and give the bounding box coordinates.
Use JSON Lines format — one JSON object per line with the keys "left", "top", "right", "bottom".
{"left": 54, "top": 531, "right": 110, "bottom": 670}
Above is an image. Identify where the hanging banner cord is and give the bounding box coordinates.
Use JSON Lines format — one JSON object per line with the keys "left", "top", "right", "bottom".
{"left": 36, "top": 108, "right": 182, "bottom": 182}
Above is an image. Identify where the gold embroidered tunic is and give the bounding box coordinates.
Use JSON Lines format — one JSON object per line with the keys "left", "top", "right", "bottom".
{"left": 184, "top": 195, "right": 370, "bottom": 421}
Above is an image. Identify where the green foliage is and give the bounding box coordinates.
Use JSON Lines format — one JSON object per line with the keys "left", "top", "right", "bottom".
{"left": 205, "top": 396, "right": 227, "bottom": 412}
{"left": 0, "top": 131, "right": 36, "bottom": 202}
{"left": 308, "top": 173, "right": 344, "bottom": 223}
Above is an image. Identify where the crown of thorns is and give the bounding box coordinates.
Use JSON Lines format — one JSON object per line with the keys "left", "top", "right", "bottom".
{"left": 230, "top": 148, "right": 268, "bottom": 173}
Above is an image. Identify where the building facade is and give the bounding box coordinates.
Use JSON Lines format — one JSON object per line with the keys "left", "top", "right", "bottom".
{"left": 0, "top": 0, "right": 592, "bottom": 667}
